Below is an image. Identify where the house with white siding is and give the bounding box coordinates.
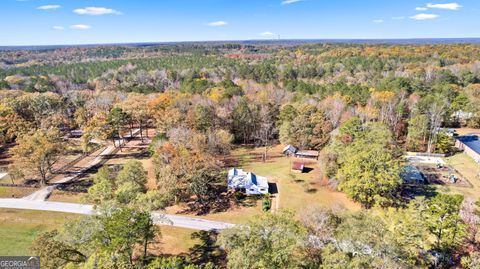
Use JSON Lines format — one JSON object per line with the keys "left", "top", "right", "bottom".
{"left": 227, "top": 168, "right": 269, "bottom": 195}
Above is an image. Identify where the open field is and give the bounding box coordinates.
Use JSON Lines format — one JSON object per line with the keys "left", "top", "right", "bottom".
{"left": 0, "top": 186, "right": 37, "bottom": 198}
{"left": 443, "top": 153, "right": 480, "bottom": 200}
{"left": 234, "top": 145, "right": 359, "bottom": 213}
{"left": 0, "top": 209, "right": 80, "bottom": 255}
{"left": 0, "top": 208, "right": 205, "bottom": 256}
{"left": 48, "top": 189, "right": 84, "bottom": 203}
{"left": 153, "top": 226, "right": 199, "bottom": 255}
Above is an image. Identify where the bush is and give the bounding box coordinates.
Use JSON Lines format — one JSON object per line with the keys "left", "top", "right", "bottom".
{"left": 262, "top": 195, "right": 271, "bottom": 212}
{"left": 234, "top": 191, "right": 245, "bottom": 201}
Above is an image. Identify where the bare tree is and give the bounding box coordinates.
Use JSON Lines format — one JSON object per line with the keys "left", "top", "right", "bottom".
{"left": 426, "top": 95, "right": 448, "bottom": 153}
{"left": 320, "top": 94, "right": 347, "bottom": 129}
{"left": 255, "top": 104, "right": 278, "bottom": 162}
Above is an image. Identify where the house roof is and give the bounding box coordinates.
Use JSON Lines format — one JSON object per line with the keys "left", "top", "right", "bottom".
{"left": 283, "top": 145, "right": 298, "bottom": 153}
{"left": 247, "top": 172, "right": 268, "bottom": 189}
{"left": 457, "top": 135, "right": 480, "bottom": 155}
{"left": 292, "top": 162, "right": 304, "bottom": 171}
{"left": 296, "top": 150, "right": 319, "bottom": 157}
{"left": 228, "top": 168, "right": 268, "bottom": 190}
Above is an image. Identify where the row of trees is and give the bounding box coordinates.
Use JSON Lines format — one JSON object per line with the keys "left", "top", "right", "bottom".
{"left": 219, "top": 194, "right": 478, "bottom": 269}
{"left": 0, "top": 83, "right": 462, "bottom": 186}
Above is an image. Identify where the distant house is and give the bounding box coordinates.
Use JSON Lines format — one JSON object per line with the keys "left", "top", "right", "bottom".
{"left": 456, "top": 135, "right": 480, "bottom": 163}
{"left": 283, "top": 145, "right": 319, "bottom": 160}
{"left": 453, "top": 111, "right": 474, "bottom": 121}
{"left": 227, "top": 168, "right": 269, "bottom": 195}
{"left": 291, "top": 162, "right": 305, "bottom": 173}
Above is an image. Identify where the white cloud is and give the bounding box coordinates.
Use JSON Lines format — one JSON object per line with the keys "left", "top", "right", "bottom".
{"left": 410, "top": 13, "right": 439, "bottom": 20}
{"left": 416, "top": 7, "right": 428, "bottom": 11}
{"left": 281, "top": 0, "right": 303, "bottom": 5}
{"left": 74, "top": 7, "right": 122, "bottom": 16}
{"left": 426, "top": 3, "right": 462, "bottom": 10}
{"left": 392, "top": 16, "right": 405, "bottom": 20}
{"left": 206, "top": 21, "right": 228, "bottom": 26}
{"left": 259, "top": 31, "right": 276, "bottom": 37}
{"left": 372, "top": 19, "right": 384, "bottom": 23}
{"left": 70, "top": 24, "right": 91, "bottom": 30}
{"left": 37, "top": 5, "right": 61, "bottom": 10}
{"left": 52, "top": 26, "right": 64, "bottom": 30}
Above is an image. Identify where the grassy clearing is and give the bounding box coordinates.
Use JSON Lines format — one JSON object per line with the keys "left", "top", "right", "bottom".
{"left": 0, "top": 186, "right": 37, "bottom": 198}
{"left": 151, "top": 226, "right": 199, "bottom": 255}
{"left": 0, "top": 209, "right": 79, "bottom": 256}
{"left": 48, "top": 190, "right": 84, "bottom": 203}
{"left": 444, "top": 153, "right": 480, "bottom": 200}
{"left": 236, "top": 146, "right": 359, "bottom": 213}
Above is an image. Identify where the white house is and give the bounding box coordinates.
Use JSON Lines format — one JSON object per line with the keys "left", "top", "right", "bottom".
{"left": 227, "top": 168, "right": 269, "bottom": 195}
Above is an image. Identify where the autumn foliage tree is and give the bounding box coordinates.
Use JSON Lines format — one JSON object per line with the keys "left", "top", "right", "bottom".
{"left": 279, "top": 104, "right": 333, "bottom": 150}
{"left": 12, "top": 128, "right": 66, "bottom": 185}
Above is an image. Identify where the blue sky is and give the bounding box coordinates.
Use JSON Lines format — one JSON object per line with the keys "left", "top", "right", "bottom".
{"left": 1, "top": 0, "right": 479, "bottom": 45}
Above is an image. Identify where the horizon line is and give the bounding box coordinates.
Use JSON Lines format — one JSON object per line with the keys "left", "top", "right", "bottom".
{"left": 2, "top": 37, "right": 480, "bottom": 49}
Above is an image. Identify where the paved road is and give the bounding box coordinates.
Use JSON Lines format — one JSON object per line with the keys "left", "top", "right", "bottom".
{"left": 22, "top": 129, "right": 141, "bottom": 201}
{"left": 0, "top": 198, "right": 235, "bottom": 231}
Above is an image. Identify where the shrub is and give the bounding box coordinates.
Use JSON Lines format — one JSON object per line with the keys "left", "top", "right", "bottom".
{"left": 262, "top": 195, "right": 272, "bottom": 211}
{"left": 234, "top": 191, "right": 245, "bottom": 201}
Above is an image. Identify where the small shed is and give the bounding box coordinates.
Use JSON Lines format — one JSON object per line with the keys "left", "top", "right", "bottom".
{"left": 291, "top": 162, "right": 305, "bottom": 173}
{"left": 295, "top": 150, "right": 319, "bottom": 160}
{"left": 283, "top": 145, "right": 298, "bottom": 156}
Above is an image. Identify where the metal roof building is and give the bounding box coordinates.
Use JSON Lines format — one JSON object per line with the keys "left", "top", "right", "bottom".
{"left": 227, "top": 168, "right": 269, "bottom": 195}
{"left": 456, "top": 135, "right": 480, "bottom": 163}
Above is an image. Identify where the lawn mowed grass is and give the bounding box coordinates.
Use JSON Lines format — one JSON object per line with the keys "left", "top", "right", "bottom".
{"left": 0, "top": 209, "right": 200, "bottom": 256}
{"left": 0, "top": 209, "right": 80, "bottom": 256}
{"left": 0, "top": 186, "right": 37, "bottom": 198}
{"left": 152, "top": 226, "right": 199, "bottom": 255}
{"left": 0, "top": 223, "right": 47, "bottom": 256}
{"left": 48, "top": 190, "right": 84, "bottom": 203}
{"left": 443, "top": 153, "right": 480, "bottom": 200}
{"left": 235, "top": 146, "right": 359, "bottom": 213}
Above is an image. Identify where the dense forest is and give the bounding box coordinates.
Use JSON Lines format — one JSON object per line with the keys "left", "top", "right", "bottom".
{"left": 1, "top": 43, "right": 480, "bottom": 268}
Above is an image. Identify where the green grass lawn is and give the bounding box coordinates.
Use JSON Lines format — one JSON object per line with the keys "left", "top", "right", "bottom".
{"left": 236, "top": 146, "right": 359, "bottom": 213}
{"left": 0, "top": 209, "right": 80, "bottom": 256}
{"left": 0, "top": 223, "right": 47, "bottom": 256}
{"left": 48, "top": 190, "right": 84, "bottom": 203}
{"left": 153, "top": 226, "right": 199, "bottom": 255}
{"left": 444, "top": 153, "right": 480, "bottom": 200}
{"left": 0, "top": 209, "right": 207, "bottom": 257}
{"left": 0, "top": 186, "right": 37, "bottom": 198}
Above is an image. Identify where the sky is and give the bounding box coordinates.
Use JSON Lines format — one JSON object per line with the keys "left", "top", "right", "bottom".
{"left": 1, "top": 0, "right": 480, "bottom": 46}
